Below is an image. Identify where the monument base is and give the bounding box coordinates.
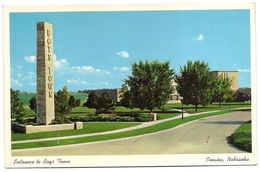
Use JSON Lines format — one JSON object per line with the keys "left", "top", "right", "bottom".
{"left": 11, "top": 122, "right": 83, "bottom": 134}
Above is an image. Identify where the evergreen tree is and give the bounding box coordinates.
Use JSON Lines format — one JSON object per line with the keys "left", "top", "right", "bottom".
{"left": 10, "top": 89, "right": 25, "bottom": 118}
{"left": 62, "top": 85, "right": 70, "bottom": 101}
{"left": 68, "top": 95, "right": 80, "bottom": 108}
{"left": 96, "top": 92, "right": 115, "bottom": 114}
{"left": 29, "top": 96, "right": 37, "bottom": 114}
{"left": 121, "top": 90, "right": 134, "bottom": 110}
{"left": 83, "top": 91, "right": 98, "bottom": 113}
{"left": 54, "top": 86, "right": 77, "bottom": 115}
{"left": 55, "top": 89, "right": 71, "bottom": 115}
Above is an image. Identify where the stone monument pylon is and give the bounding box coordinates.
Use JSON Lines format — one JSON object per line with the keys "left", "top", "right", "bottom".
{"left": 36, "top": 22, "right": 55, "bottom": 124}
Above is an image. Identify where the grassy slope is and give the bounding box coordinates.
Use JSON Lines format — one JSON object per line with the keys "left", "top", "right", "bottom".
{"left": 230, "top": 120, "right": 252, "bottom": 152}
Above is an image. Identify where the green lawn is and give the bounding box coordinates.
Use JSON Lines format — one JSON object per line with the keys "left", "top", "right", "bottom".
{"left": 11, "top": 95, "right": 252, "bottom": 150}
{"left": 18, "top": 92, "right": 251, "bottom": 118}
{"left": 164, "top": 102, "right": 251, "bottom": 114}
{"left": 12, "top": 109, "right": 248, "bottom": 150}
{"left": 230, "top": 120, "right": 252, "bottom": 152}
{"left": 19, "top": 92, "right": 88, "bottom": 106}
{"left": 12, "top": 122, "right": 140, "bottom": 141}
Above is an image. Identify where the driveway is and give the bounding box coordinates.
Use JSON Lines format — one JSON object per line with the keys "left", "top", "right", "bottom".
{"left": 12, "top": 111, "right": 251, "bottom": 156}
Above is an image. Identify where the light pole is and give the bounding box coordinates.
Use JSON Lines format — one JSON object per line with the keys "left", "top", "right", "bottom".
{"left": 180, "top": 96, "right": 183, "bottom": 120}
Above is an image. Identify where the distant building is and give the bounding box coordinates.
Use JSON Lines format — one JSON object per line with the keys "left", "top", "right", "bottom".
{"left": 210, "top": 70, "right": 239, "bottom": 91}
{"left": 168, "top": 81, "right": 181, "bottom": 103}
{"left": 168, "top": 70, "right": 239, "bottom": 103}
{"left": 86, "top": 89, "right": 122, "bottom": 103}
{"left": 237, "top": 88, "right": 251, "bottom": 102}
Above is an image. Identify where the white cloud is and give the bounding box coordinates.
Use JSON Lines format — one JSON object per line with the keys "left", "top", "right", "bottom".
{"left": 71, "top": 66, "right": 81, "bottom": 70}
{"left": 24, "top": 56, "right": 36, "bottom": 63}
{"left": 11, "top": 79, "right": 22, "bottom": 87}
{"left": 17, "top": 73, "right": 21, "bottom": 77}
{"left": 82, "top": 66, "right": 94, "bottom": 72}
{"left": 81, "top": 81, "right": 87, "bottom": 85}
{"left": 71, "top": 65, "right": 106, "bottom": 74}
{"left": 238, "top": 69, "right": 250, "bottom": 73}
{"left": 120, "top": 67, "right": 129, "bottom": 71}
{"left": 196, "top": 34, "right": 204, "bottom": 41}
{"left": 67, "top": 79, "right": 87, "bottom": 85}
{"left": 105, "top": 71, "right": 110, "bottom": 74}
{"left": 67, "top": 79, "right": 78, "bottom": 84}
{"left": 54, "top": 55, "right": 69, "bottom": 69}
{"left": 113, "top": 66, "right": 129, "bottom": 71}
{"left": 117, "top": 51, "right": 130, "bottom": 58}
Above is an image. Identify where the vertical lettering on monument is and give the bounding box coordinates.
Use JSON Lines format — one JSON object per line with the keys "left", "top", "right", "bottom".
{"left": 36, "top": 22, "right": 55, "bottom": 125}
{"left": 46, "top": 28, "right": 53, "bottom": 99}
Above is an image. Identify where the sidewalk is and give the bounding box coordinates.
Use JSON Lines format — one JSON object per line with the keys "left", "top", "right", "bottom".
{"left": 12, "top": 108, "right": 249, "bottom": 144}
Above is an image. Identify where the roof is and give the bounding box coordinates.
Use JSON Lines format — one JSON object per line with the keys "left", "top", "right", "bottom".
{"left": 237, "top": 88, "right": 251, "bottom": 95}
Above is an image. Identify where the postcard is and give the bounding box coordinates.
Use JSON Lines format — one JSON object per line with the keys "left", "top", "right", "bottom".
{"left": 3, "top": 3, "right": 257, "bottom": 168}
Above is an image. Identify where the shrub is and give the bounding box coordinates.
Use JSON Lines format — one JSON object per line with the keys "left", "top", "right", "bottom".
{"left": 69, "top": 116, "right": 82, "bottom": 122}
{"left": 14, "top": 117, "right": 37, "bottom": 125}
{"left": 230, "top": 131, "right": 252, "bottom": 152}
{"left": 118, "top": 116, "right": 135, "bottom": 122}
{"left": 50, "top": 115, "right": 71, "bottom": 125}
{"left": 137, "top": 114, "right": 151, "bottom": 122}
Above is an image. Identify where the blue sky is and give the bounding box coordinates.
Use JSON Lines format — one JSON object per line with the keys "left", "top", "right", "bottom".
{"left": 10, "top": 10, "right": 251, "bottom": 92}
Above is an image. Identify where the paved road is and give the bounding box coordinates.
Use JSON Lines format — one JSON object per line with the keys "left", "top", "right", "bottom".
{"left": 12, "top": 111, "right": 251, "bottom": 156}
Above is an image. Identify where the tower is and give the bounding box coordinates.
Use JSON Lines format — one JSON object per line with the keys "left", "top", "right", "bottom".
{"left": 36, "top": 22, "right": 55, "bottom": 124}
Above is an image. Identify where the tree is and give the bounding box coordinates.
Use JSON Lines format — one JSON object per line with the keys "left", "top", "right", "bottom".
{"left": 124, "top": 59, "right": 174, "bottom": 113}
{"left": 212, "top": 76, "right": 233, "bottom": 107}
{"left": 119, "top": 83, "right": 134, "bottom": 110}
{"left": 29, "top": 96, "right": 37, "bottom": 114}
{"left": 83, "top": 91, "right": 115, "bottom": 114}
{"left": 83, "top": 91, "right": 98, "bottom": 113}
{"left": 10, "top": 89, "right": 25, "bottom": 119}
{"left": 54, "top": 86, "right": 76, "bottom": 115}
{"left": 173, "top": 60, "right": 215, "bottom": 112}
{"left": 121, "top": 90, "right": 134, "bottom": 110}
{"left": 62, "top": 85, "right": 70, "bottom": 101}
{"left": 96, "top": 92, "right": 115, "bottom": 114}
{"left": 68, "top": 95, "right": 80, "bottom": 108}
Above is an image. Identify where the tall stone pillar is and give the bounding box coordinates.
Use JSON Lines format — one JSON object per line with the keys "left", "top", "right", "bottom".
{"left": 36, "top": 22, "right": 55, "bottom": 124}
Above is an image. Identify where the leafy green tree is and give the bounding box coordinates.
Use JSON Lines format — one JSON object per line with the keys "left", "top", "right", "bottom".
{"left": 29, "top": 96, "right": 37, "bottom": 114}
{"left": 10, "top": 89, "right": 25, "bottom": 118}
{"left": 124, "top": 59, "right": 174, "bottom": 113}
{"left": 68, "top": 95, "right": 80, "bottom": 108}
{"left": 83, "top": 91, "right": 98, "bottom": 113}
{"left": 96, "top": 92, "right": 115, "bottom": 114}
{"left": 173, "top": 60, "right": 215, "bottom": 112}
{"left": 212, "top": 76, "right": 232, "bottom": 107}
{"left": 121, "top": 90, "right": 134, "bottom": 110}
